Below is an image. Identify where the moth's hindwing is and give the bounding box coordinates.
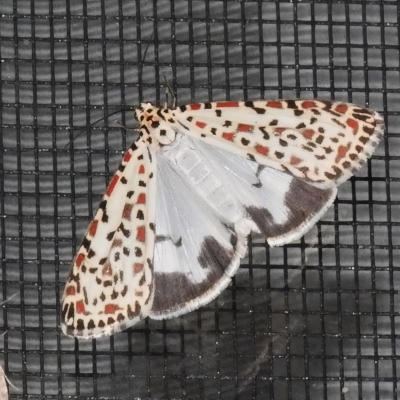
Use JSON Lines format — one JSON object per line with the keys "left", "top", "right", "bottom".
{"left": 148, "top": 133, "right": 338, "bottom": 320}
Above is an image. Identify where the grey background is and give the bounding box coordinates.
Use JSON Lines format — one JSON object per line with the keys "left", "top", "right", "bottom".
{"left": 0, "top": 0, "right": 399, "bottom": 399}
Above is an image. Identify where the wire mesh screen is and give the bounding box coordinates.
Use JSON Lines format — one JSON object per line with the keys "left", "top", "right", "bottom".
{"left": 0, "top": 0, "right": 398, "bottom": 399}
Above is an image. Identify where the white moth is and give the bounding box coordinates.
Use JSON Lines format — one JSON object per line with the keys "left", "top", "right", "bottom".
{"left": 61, "top": 100, "right": 384, "bottom": 338}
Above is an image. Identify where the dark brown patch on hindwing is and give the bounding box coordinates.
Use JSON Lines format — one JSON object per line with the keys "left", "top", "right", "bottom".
{"left": 197, "top": 237, "right": 232, "bottom": 271}
{"left": 151, "top": 237, "right": 233, "bottom": 313}
{"left": 246, "top": 178, "right": 334, "bottom": 239}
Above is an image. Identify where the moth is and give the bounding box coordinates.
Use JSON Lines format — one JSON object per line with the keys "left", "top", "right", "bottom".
{"left": 61, "top": 99, "right": 384, "bottom": 338}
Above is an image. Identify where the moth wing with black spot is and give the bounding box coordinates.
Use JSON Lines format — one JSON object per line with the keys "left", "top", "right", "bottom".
{"left": 148, "top": 133, "right": 336, "bottom": 320}
{"left": 174, "top": 100, "right": 384, "bottom": 189}
{"left": 61, "top": 140, "right": 156, "bottom": 338}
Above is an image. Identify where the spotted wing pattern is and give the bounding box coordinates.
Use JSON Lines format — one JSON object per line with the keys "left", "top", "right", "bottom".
{"left": 61, "top": 140, "right": 156, "bottom": 338}
{"left": 173, "top": 100, "right": 384, "bottom": 189}
{"left": 61, "top": 99, "right": 383, "bottom": 339}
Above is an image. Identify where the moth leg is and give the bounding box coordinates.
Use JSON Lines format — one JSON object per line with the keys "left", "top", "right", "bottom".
{"left": 252, "top": 164, "right": 266, "bottom": 188}
{"left": 163, "top": 74, "right": 177, "bottom": 108}
{"left": 156, "top": 234, "right": 182, "bottom": 247}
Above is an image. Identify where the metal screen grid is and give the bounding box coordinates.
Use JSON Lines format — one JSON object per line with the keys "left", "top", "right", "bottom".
{"left": 0, "top": 0, "right": 399, "bottom": 399}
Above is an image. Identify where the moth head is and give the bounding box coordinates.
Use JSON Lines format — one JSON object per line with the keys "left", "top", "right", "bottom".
{"left": 135, "top": 104, "right": 177, "bottom": 145}
{"left": 152, "top": 120, "right": 177, "bottom": 145}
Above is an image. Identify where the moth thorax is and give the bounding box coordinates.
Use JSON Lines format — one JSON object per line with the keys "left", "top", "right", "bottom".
{"left": 153, "top": 120, "right": 177, "bottom": 145}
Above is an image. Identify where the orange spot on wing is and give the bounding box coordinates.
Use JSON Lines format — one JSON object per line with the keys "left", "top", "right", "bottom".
{"left": 346, "top": 118, "right": 359, "bottom": 133}
{"left": 139, "top": 165, "right": 145, "bottom": 174}
{"left": 124, "top": 152, "right": 132, "bottom": 162}
{"left": 237, "top": 124, "right": 254, "bottom": 132}
{"left": 76, "top": 253, "right": 85, "bottom": 267}
{"left": 134, "top": 263, "right": 144, "bottom": 273}
{"left": 102, "top": 265, "right": 112, "bottom": 276}
{"left": 136, "top": 226, "right": 146, "bottom": 242}
{"left": 65, "top": 286, "right": 76, "bottom": 296}
{"left": 76, "top": 300, "right": 85, "bottom": 314}
{"left": 302, "top": 101, "right": 316, "bottom": 109}
{"left": 302, "top": 129, "right": 315, "bottom": 139}
{"left": 105, "top": 304, "right": 117, "bottom": 314}
{"left": 335, "top": 144, "right": 351, "bottom": 163}
{"left": 266, "top": 101, "right": 283, "bottom": 108}
{"left": 137, "top": 193, "right": 146, "bottom": 204}
{"left": 338, "top": 145, "right": 349, "bottom": 157}
{"left": 89, "top": 220, "right": 98, "bottom": 236}
{"left": 255, "top": 145, "right": 269, "bottom": 155}
{"left": 196, "top": 121, "right": 206, "bottom": 129}
{"left": 335, "top": 104, "right": 348, "bottom": 114}
{"left": 216, "top": 101, "right": 239, "bottom": 108}
{"left": 122, "top": 204, "right": 132, "bottom": 220}
{"left": 106, "top": 175, "right": 119, "bottom": 196}
{"left": 290, "top": 156, "right": 302, "bottom": 165}
{"left": 190, "top": 104, "right": 201, "bottom": 110}
{"left": 274, "top": 128, "right": 285, "bottom": 135}
{"left": 222, "top": 132, "right": 235, "bottom": 141}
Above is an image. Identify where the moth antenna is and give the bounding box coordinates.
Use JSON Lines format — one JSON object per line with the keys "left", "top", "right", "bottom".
{"left": 66, "top": 31, "right": 157, "bottom": 150}
{"left": 65, "top": 31, "right": 157, "bottom": 151}
{"left": 139, "top": 29, "right": 155, "bottom": 84}
{"left": 163, "top": 74, "right": 176, "bottom": 108}
{"left": 63, "top": 108, "right": 135, "bottom": 150}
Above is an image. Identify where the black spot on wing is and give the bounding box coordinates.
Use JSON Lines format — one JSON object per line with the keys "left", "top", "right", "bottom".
{"left": 260, "top": 127, "right": 270, "bottom": 139}
{"left": 82, "top": 238, "right": 91, "bottom": 251}
{"left": 130, "top": 142, "right": 138, "bottom": 151}
{"left": 127, "top": 302, "right": 141, "bottom": 318}
{"left": 76, "top": 319, "right": 85, "bottom": 331}
{"left": 87, "top": 320, "right": 95, "bottom": 330}
{"left": 101, "top": 210, "right": 109, "bottom": 223}
{"left": 296, "top": 122, "right": 306, "bottom": 129}
{"left": 245, "top": 101, "right": 266, "bottom": 114}
{"left": 87, "top": 249, "right": 96, "bottom": 258}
